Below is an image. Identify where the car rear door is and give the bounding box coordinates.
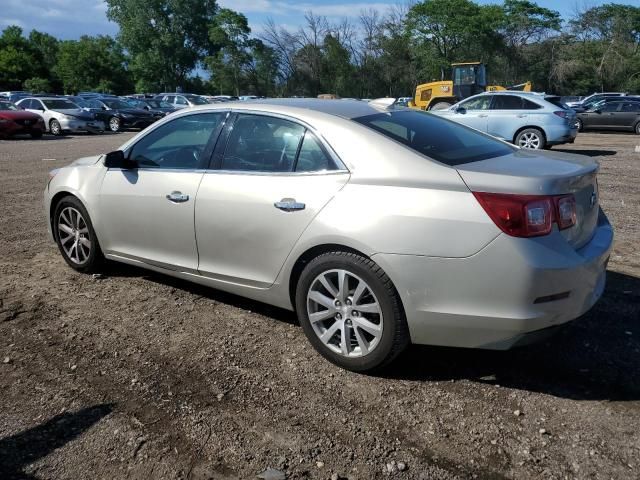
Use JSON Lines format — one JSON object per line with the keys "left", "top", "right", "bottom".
{"left": 613, "top": 101, "right": 640, "bottom": 130}
{"left": 194, "top": 112, "right": 350, "bottom": 287}
{"left": 486, "top": 95, "right": 531, "bottom": 141}
{"left": 98, "top": 111, "right": 227, "bottom": 271}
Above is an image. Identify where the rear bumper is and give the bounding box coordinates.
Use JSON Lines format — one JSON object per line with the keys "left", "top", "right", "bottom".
{"left": 372, "top": 211, "right": 613, "bottom": 349}
{"left": 545, "top": 123, "right": 578, "bottom": 146}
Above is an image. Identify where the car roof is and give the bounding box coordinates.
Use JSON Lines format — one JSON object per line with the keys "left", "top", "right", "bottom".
{"left": 226, "top": 98, "right": 394, "bottom": 120}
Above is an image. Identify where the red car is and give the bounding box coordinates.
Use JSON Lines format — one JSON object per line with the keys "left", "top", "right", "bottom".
{"left": 0, "top": 100, "right": 45, "bottom": 138}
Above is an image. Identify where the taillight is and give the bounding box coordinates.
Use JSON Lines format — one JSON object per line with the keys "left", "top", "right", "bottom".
{"left": 555, "top": 195, "right": 577, "bottom": 230}
{"left": 473, "top": 192, "right": 576, "bottom": 238}
{"left": 553, "top": 111, "right": 567, "bottom": 118}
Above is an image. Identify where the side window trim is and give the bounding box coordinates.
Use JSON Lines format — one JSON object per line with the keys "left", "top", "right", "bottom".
{"left": 123, "top": 111, "right": 229, "bottom": 171}
{"left": 210, "top": 110, "right": 348, "bottom": 174}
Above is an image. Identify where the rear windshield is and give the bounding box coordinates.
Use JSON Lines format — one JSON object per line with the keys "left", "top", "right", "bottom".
{"left": 186, "top": 95, "right": 208, "bottom": 105}
{"left": 353, "top": 110, "right": 514, "bottom": 166}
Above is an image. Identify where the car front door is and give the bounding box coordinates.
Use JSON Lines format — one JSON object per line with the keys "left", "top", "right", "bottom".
{"left": 449, "top": 95, "right": 491, "bottom": 132}
{"left": 592, "top": 101, "right": 621, "bottom": 129}
{"left": 98, "top": 111, "right": 227, "bottom": 271}
{"left": 194, "top": 113, "right": 350, "bottom": 287}
{"left": 486, "top": 94, "right": 531, "bottom": 141}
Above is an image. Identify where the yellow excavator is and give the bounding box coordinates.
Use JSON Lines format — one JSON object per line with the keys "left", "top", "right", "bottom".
{"left": 410, "top": 62, "right": 532, "bottom": 110}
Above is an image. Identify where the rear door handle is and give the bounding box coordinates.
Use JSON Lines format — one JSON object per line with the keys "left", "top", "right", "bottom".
{"left": 274, "top": 198, "right": 305, "bottom": 212}
{"left": 166, "top": 191, "right": 189, "bottom": 203}
{"left": 516, "top": 114, "right": 527, "bottom": 118}
{"left": 478, "top": 114, "right": 488, "bottom": 118}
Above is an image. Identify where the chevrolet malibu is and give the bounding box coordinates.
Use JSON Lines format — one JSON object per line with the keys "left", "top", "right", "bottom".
{"left": 44, "top": 99, "right": 613, "bottom": 372}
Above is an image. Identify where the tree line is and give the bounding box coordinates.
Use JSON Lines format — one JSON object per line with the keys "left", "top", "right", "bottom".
{"left": 1, "top": 0, "right": 639, "bottom": 98}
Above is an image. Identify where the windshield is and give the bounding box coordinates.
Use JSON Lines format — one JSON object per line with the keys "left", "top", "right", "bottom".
{"left": 0, "top": 101, "right": 19, "bottom": 111}
{"left": 43, "top": 99, "right": 78, "bottom": 110}
{"left": 353, "top": 110, "right": 514, "bottom": 166}
{"left": 103, "top": 99, "right": 134, "bottom": 109}
{"left": 186, "top": 95, "right": 208, "bottom": 105}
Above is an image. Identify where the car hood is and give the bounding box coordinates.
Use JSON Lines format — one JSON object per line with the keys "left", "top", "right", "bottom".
{"left": 0, "top": 110, "right": 42, "bottom": 120}
{"left": 117, "top": 108, "right": 154, "bottom": 117}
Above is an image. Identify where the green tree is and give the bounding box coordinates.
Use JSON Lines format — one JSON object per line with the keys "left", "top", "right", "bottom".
{"left": 106, "top": 0, "right": 218, "bottom": 92}
{"left": 0, "top": 26, "right": 39, "bottom": 90}
{"left": 54, "top": 36, "right": 132, "bottom": 94}
{"left": 23, "top": 77, "right": 51, "bottom": 93}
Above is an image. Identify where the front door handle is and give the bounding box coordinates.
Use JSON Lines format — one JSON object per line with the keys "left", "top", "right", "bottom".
{"left": 166, "top": 191, "right": 189, "bottom": 203}
{"left": 274, "top": 198, "right": 305, "bottom": 212}
{"left": 478, "top": 114, "right": 488, "bottom": 118}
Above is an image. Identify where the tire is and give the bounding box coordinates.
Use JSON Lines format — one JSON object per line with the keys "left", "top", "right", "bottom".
{"left": 635, "top": 122, "right": 640, "bottom": 135}
{"left": 515, "top": 128, "right": 545, "bottom": 149}
{"left": 295, "top": 251, "right": 409, "bottom": 372}
{"left": 49, "top": 119, "right": 62, "bottom": 136}
{"left": 430, "top": 101, "right": 454, "bottom": 111}
{"left": 577, "top": 118, "right": 583, "bottom": 132}
{"left": 53, "top": 196, "right": 104, "bottom": 273}
{"left": 30, "top": 130, "right": 43, "bottom": 139}
{"left": 108, "top": 116, "right": 121, "bottom": 133}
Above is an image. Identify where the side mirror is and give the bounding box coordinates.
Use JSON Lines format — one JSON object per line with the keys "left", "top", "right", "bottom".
{"left": 101, "top": 106, "right": 107, "bottom": 110}
{"left": 455, "top": 106, "right": 466, "bottom": 114}
{"left": 592, "top": 108, "right": 601, "bottom": 114}
{"left": 104, "top": 150, "right": 135, "bottom": 169}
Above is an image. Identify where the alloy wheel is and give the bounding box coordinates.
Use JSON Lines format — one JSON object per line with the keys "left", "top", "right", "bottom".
{"left": 306, "top": 269, "right": 383, "bottom": 358}
{"left": 50, "top": 120, "right": 61, "bottom": 135}
{"left": 518, "top": 132, "right": 541, "bottom": 149}
{"left": 57, "top": 207, "right": 92, "bottom": 264}
{"left": 109, "top": 117, "right": 120, "bottom": 132}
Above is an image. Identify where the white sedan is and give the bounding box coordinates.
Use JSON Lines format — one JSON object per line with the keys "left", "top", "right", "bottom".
{"left": 16, "top": 97, "right": 104, "bottom": 135}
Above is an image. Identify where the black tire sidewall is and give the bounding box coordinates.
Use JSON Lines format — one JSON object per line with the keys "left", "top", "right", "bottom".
{"left": 516, "top": 128, "right": 545, "bottom": 149}
{"left": 53, "top": 196, "right": 103, "bottom": 273}
{"left": 295, "top": 253, "right": 404, "bottom": 372}
{"left": 577, "top": 119, "right": 583, "bottom": 132}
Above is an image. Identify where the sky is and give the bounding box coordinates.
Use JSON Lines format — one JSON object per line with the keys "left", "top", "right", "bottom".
{"left": 1, "top": 0, "right": 638, "bottom": 40}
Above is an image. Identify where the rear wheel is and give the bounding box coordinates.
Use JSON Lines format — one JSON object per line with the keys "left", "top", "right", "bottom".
{"left": 515, "top": 128, "right": 545, "bottom": 149}
{"left": 53, "top": 196, "right": 104, "bottom": 273}
{"left": 49, "top": 119, "right": 62, "bottom": 136}
{"left": 635, "top": 122, "right": 640, "bottom": 135}
{"left": 295, "top": 251, "right": 409, "bottom": 372}
{"left": 577, "top": 118, "right": 583, "bottom": 132}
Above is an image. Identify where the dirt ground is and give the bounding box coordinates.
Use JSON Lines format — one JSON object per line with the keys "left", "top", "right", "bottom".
{"left": 0, "top": 130, "right": 638, "bottom": 480}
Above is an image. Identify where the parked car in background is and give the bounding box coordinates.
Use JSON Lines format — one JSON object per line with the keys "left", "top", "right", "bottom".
{"left": 83, "top": 97, "right": 156, "bottom": 132}
{"left": 0, "top": 99, "right": 45, "bottom": 139}
{"left": 395, "top": 97, "right": 413, "bottom": 107}
{"left": 210, "top": 95, "right": 239, "bottom": 102}
{"left": 565, "top": 92, "right": 627, "bottom": 110}
{"left": 0, "top": 91, "right": 33, "bottom": 103}
{"left": 432, "top": 91, "right": 577, "bottom": 149}
{"left": 569, "top": 95, "right": 640, "bottom": 113}
{"left": 154, "top": 93, "right": 209, "bottom": 109}
{"left": 44, "top": 99, "right": 611, "bottom": 372}
{"left": 560, "top": 95, "right": 583, "bottom": 105}
{"left": 124, "top": 98, "right": 175, "bottom": 117}
{"left": 16, "top": 97, "right": 103, "bottom": 135}
{"left": 576, "top": 97, "right": 640, "bottom": 133}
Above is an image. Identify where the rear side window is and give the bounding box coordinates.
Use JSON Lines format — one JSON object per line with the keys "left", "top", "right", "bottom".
{"left": 491, "top": 95, "right": 523, "bottom": 110}
{"left": 295, "top": 132, "right": 336, "bottom": 172}
{"left": 621, "top": 102, "right": 640, "bottom": 112}
{"left": 522, "top": 99, "right": 542, "bottom": 109}
{"left": 353, "top": 110, "right": 514, "bottom": 166}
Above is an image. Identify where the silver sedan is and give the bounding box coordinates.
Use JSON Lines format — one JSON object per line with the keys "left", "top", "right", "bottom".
{"left": 44, "top": 99, "right": 613, "bottom": 372}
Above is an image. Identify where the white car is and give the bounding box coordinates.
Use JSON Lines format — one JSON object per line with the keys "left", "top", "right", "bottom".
{"left": 16, "top": 97, "right": 104, "bottom": 135}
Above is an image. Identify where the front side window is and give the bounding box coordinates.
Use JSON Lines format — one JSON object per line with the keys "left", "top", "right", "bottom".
{"left": 354, "top": 110, "right": 514, "bottom": 166}
{"left": 175, "top": 96, "right": 187, "bottom": 105}
{"left": 221, "top": 114, "right": 305, "bottom": 172}
{"left": 459, "top": 96, "right": 491, "bottom": 110}
{"left": 128, "top": 113, "right": 225, "bottom": 169}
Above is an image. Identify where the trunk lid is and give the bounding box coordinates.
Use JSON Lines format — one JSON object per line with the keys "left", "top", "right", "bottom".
{"left": 456, "top": 149, "right": 599, "bottom": 249}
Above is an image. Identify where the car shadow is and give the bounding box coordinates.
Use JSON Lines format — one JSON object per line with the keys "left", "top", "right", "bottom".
{"left": 0, "top": 404, "right": 114, "bottom": 480}
{"left": 383, "top": 271, "right": 640, "bottom": 401}
{"left": 100, "top": 263, "right": 639, "bottom": 401}
{"left": 553, "top": 148, "right": 617, "bottom": 157}
{"left": 102, "top": 262, "right": 298, "bottom": 325}
{"left": 1, "top": 135, "right": 69, "bottom": 141}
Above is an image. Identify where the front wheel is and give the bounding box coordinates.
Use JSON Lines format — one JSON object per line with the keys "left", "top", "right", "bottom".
{"left": 53, "top": 196, "right": 104, "bottom": 273}
{"left": 635, "top": 122, "right": 640, "bottom": 135}
{"left": 576, "top": 118, "right": 583, "bottom": 132}
{"left": 108, "top": 116, "right": 121, "bottom": 132}
{"left": 295, "top": 251, "right": 409, "bottom": 372}
{"left": 515, "top": 128, "right": 545, "bottom": 149}
{"left": 49, "top": 119, "right": 62, "bottom": 136}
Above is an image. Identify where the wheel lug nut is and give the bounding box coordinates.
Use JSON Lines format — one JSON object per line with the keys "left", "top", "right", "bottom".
{"left": 346, "top": 299, "right": 352, "bottom": 306}
{"left": 336, "top": 313, "right": 342, "bottom": 320}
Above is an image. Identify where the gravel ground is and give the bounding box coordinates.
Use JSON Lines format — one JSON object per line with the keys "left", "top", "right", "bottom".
{"left": 0, "top": 131, "right": 638, "bottom": 480}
